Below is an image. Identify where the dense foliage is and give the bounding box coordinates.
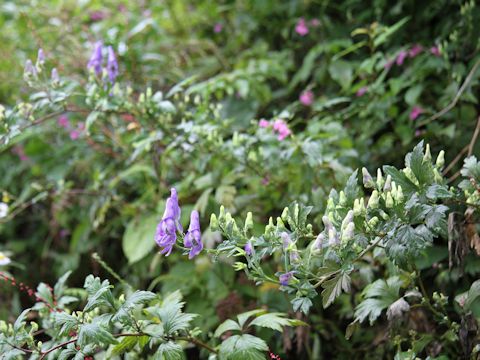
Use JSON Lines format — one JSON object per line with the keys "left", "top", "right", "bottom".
{"left": 1, "top": 0, "right": 480, "bottom": 359}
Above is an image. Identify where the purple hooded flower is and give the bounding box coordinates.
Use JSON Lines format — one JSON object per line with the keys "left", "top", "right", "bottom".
{"left": 37, "top": 48, "right": 45, "bottom": 65}
{"left": 155, "top": 188, "right": 182, "bottom": 256}
{"left": 24, "top": 59, "right": 37, "bottom": 77}
{"left": 51, "top": 68, "right": 59, "bottom": 83}
{"left": 107, "top": 46, "right": 119, "bottom": 84}
{"left": 245, "top": 241, "right": 253, "bottom": 256}
{"left": 87, "top": 41, "right": 103, "bottom": 76}
{"left": 279, "top": 271, "right": 294, "bottom": 286}
{"left": 396, "top": 50, "right": 408, "bottom": 66}
{"left": 184, "top": 210, "right": 203, "bottom": 259}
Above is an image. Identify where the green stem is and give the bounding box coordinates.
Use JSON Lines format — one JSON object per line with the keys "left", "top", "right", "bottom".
{"left": 91, "top": 252, "right": 132, "bottom": 289}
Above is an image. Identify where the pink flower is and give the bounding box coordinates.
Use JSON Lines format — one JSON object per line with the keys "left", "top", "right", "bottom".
{"left": 69, "top": 130, "right": 80, "bottom": 140}
{"left": 77, "top": 122, "right": 85, "bottom": 131}
{"left": 89, "top": 10, "right": 106, "bottom": 22}
{"left": 58, "top": 115, "right": 69, "bottom": 128}
{"left": 310, "top": 18, "right": 320, "bottom": 27}
{"left": 409, "top": 106, "right": 424, "bottom": 121}
{"left": 295, "top": 18, "right": 309, "bottom": 36}
{"left": 356, "top": 86, "right": 368, "bottom": 97}
{"left": 396, "top": 50, "right": 408, "bottom": 66}
{"left": 259, "top": 119, "right": 270, "bottom": 128}
{"left": 214, "top": 23, "right": 223, "bottom": 33}
{"left": 430, "top": 46, "right": 441, "bottom": 57}
{"left": 12, "top": 146, "right": 28, "bottom": 162}
{"left": 261, "top": 177, "right": 270, "bottom": 185}
{"left": 299, "top": 90, "right": 314, "bottom": 106}
{"left": 272, "top": 119, "right": 291, "bottom": 141}
{"left": 408, "top": 44, "right": 423, "bottom": 58}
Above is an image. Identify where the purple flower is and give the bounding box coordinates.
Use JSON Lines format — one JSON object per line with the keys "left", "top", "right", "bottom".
{"left": 295, "top": 18, "right": 309, "bottom": 36}
{"left": 356, "top": 86, "right": 368, "bottom": 97}
{"left": 279, "top": 271, "right": 294, "bottom": 286}
{"left": 245, "top": 241, "right": 253, "bottom": 256}
{"left": 107, "top": 46, "right": 119, "bottom": 84}
{"left": 37, "top": 48, "right": 45, "bottom": 65}
{"left": 155, "top": 188, "right": 182, "bottom": 256}
{"left": 281, "top": 232, "right": 292, "bottom": 249}
{"left": 214, "top": 23, "right": 223, "bottom": 33}
{"left": 408, "top": 44, "right": 423, "bottom": 58}
{"left": 396, "top": 50, "right": 408, "bottom": 66}
{"left": 24, "top": 59, "right": 37, "bottom": 77}
{"left": 51, "top": 68, "right": 59, "bottom": 83}
{"left": 87, "top": 41, "right": 103, "bottom": 76}
{"left": 184, "top": 210, "right": 203, "bottom": 259}
{"left": 299, "top": 90, "right": 314, "bottom": 106}
{"left": 409, "top": 106, "right": 423, "bottom": 121}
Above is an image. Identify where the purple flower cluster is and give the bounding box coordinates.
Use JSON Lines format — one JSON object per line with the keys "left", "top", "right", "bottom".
{"left": 279, "top": 271, "right": 294, "bottom": 286}
{"left": 155, "top": 188, "right": 203, "bottom": 258}
{"left": 87, "top": 41, "right": 119, "bottom": 85}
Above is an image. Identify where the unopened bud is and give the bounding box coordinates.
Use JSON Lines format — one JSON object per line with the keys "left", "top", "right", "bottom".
{"left": 436, "top": 150, "right": 445, "bottom": 168}
{"left": 424, "top": 144, "right": 432, "bottom": 162}
{"left": 367, "top": 190, "right": 379, "bottom": 209}
{"left": 384, "top": 175, "right": 392, "bottom": 192}
{"left": 377, "top": 169, "right": 384, "bottom": 189}
{"left": 281, "top": 207, "right": 289, "bottom": 221}
{"left": 341, "top": 222, "right": 355, "bottom": 243}
{"left": 362, "top": 168, "right": 375, "bottom": 188}
{"left": 339, "top": 191, "right": 347, "bottom": 206}
{"left": 341, "top": 210, "right": 354, "bottom": 231}
{"left": 210, "top": 214, "right": 218, "bottom": 231}
{"left": 386, "top": 192, "right": 394, "bottom": 208}
{"left": 367, "top": 216, "right": 379, "bottom": 228}
{"left": 244, "top": 212, "right": 253, "bottom": 232}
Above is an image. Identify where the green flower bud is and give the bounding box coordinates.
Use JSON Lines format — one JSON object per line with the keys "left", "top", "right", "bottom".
{"left": 326, "top": 197, "right": 335, "bottom": 212}
{"left": 146, "top": 87, "right": 153, "bottom": 98}
{"left": 328, "top": 228, "right": 339, "bottom": 246}
{"left": 244, "top": 212, "right": 253, "bottom": 232}
{"left": 436, "top": 150, "right": 445, "bottom": 168}
{"left": 341, "top": 210, "right": 354, "bottom": 231}
{"left": 281, "top": 207, "right": 289, "bottom": 221}
{"left": 424, "top": 144, "right": 432, "bottom": 162}
{"left": 376, "top": 169, "right": 384, "bottom": 189}
{"left": 386, "top": 192, "right": 394, "bottom": 208}
{"left": 306, "top": 223, "right": 313, "bottom": 234}
{"left": 210, "top": 213, "right": 219, "bottom": 231}
{"left": 362, "top": 168, "right": 375, "bottom": 188}
{"left": 367, "top": 216, "right": 379, "bottom": 228}
{"left": 379, "top": 210, "right": 389, "bottom": 220}
{"left": 265, "top": 217, "right": 275, "bottom": 233}
{"left": 339, "top": 191, "right": 347, "bottom": 206}
{"left": 139, "top": 93, "right": 145, "bottom": 103}
{"left": 233, "top": 262, "right": 247, "bottom": 271}
{"left": 219, "top": 205, "right": 226, "bottom": 220}
{"left": 433, "top": 168, "right": 443, "bottom": 183}
{"left": 119, "top": 294, "right": 126, "bottom": 303}
{"left": 367, "top": 190, "right": 379, "bottom": 209}
{"left": 396, "top": 186, "right": 404, "bottom": 203}
{"left": 353, "top": 198, "right": 361, "bottom": 216}
{"left": 0, "top": 321, "right": 7, "bottom": 333}
{"left": 276, "top": 217, "right": 285, "bottom": 228}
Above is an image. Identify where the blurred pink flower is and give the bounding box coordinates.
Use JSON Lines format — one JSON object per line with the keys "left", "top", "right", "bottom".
{"left": 396, "top": 50, "right": 408, "bottom": 66}
{"left": 299, "top": 90, "right": 314, "bottom": 106}
{"left": 409, "top": 106, "right": 424, "bottom": 121}
{"left": 384, "top": 59, "right": 394, "bottom": 70}
{"left": 12, "top": 146, "right": 28, "bottom": 162}
{"left": 430, "top": 46, "right": 441, "bottom": 57}
{"left": 89, "top": 10, "right": 106, "bottom": 22}
{"left": 310, "top": 18, "right": 320, "bottom": 27}
{"left": 272, "top": 119, "right": 291, "bottom": 140}
{"left": 261, "top": 177, "right": 270, "bottom": 185}
{"left": 69, "top": 130, "right": 80, "bottom": 140}
{"left": 214, "top": 23, "right": 223, "bottom": 33}
{"left": 58, "top": 115, "right": 69, "bottom": 128}
{"left": 295, "top": 18, "right": 309, "bottom": 36}
{"left": 259, "top": 119, "right": 270, "bottom": 128}
{"left": 356, "top": 86, "right": 368, "bottom": 97}
{"left": 408, "top": 44, "right": 423, "bottom": 58}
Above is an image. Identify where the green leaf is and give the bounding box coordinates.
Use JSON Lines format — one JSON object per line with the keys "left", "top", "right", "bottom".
{"left": 219, "top": 334, "right": 268, "bottom": 360}
{"left": 54, "top": 271, "right": 72, "bottom": 298}
{"left": 112, "top": 291, "right": 157, "bottom": 324}
{"left": 83, "top": 275, "right": 114, "bottom": 312}
{"left": 77, "top": 323, "right": 117, "bottom": 347}
{"left": 214, "top": 319, "right": 242, "bottom": 337}
{"left": 321, "top": 272, "right": 351, "bottom": 308}
{"left": 13, "top": 309, "right": 30, "bottom": 332}
{"left": 373, "top": 17, "right": 410, "bottom": 47}
{"left": 249, "top": 313, "right": 306, "bottom": 332}
{"left": 122, "top": 214, "right": 159, "bottom": 264}
{"left": 112, "top": 336, "right": 139, "bottom": 356}
{"left": 328, "top": 60, "right": 353, "bottom": 89}
{"left": 236, "top": 309, "right": 266, "bottom": 328}
{"left": 53, "top": 312, "right": 79, "bottom": 337}
{"left": 154, "top": 341, "right": 184, "bottom": 360}
{"left": 291, "top": 297, "right": 313, "bottom": 314}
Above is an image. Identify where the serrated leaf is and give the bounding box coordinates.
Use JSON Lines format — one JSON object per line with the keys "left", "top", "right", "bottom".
{"left": 53, "top": 312, "right": 79, "bottom": 337}
{"left": 236, "top": 309, "right": 266, "bottom": 328}
{"left": 154, "top": 341, "right": 184, "bottom": 360}
{"left": 291, "top": 297, "right": 313, "bottom": 314}
{"left": 112, "top": 290, "right": 157, "bottom": 324}
{"left": 249, "top": 313, "right": 306, "bottom": 332}
{"left": 321, "top": 272, "right": 351, "bottom": 308}
{"left": 219, "top": 334, "right": 268, "bottom": 360}
{"left": 77, "top": 323, "right": 117, "bottom": 347}
{"left": 83, "top": 276, "right": 114, "bottom": 312}
{"left": 214, "top": 319, "right": 242, "bottom": 337}
{"left": 54, "top": 271, "right": 72, "bottom": 298}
